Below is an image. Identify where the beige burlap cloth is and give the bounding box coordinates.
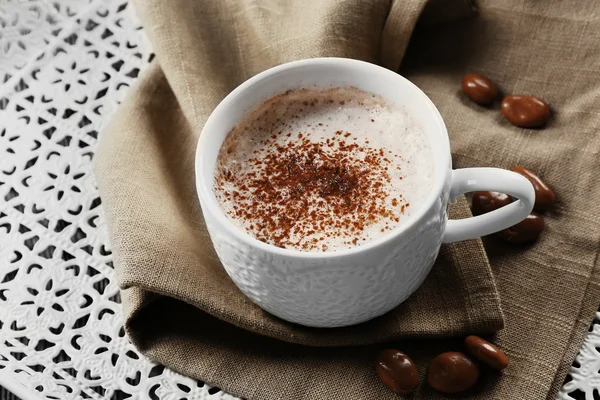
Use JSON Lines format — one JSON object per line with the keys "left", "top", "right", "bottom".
{"left": 95, "top": 0, "right": 600, "bottom": 398}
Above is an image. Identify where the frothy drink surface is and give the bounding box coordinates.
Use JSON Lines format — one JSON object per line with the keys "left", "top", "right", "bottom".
{"left": 213, "top": 87, "right": 433, "bottom": 252}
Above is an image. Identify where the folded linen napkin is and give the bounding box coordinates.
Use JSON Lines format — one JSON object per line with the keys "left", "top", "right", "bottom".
{"left": 95, "top": 0, "right": 600, "bottom": 398}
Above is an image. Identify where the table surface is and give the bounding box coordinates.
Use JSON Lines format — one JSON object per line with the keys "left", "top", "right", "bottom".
{"left": 0, "top": 0, "right": 598, "bottom": 399}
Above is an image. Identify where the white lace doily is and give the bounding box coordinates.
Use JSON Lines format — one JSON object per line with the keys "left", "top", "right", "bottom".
{"left": 0, "top": 1, "right": 596, "bottom": 399}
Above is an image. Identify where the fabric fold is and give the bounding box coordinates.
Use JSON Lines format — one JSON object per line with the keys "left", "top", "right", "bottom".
{"left": 95, "top": 0, "right": 600, "bottom": 398}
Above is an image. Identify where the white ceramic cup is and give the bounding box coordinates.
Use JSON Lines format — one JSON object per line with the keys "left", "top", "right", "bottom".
{"left": 196, "top": 58, "right": 534, "bottom": 328}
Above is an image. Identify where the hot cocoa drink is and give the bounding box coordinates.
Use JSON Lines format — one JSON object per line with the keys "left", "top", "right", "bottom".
{"left": 213, "top": 87, "right": 433, "bottom": 252}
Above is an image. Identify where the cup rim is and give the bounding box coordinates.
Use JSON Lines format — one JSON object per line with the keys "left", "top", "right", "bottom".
{"left": 195, "top": 57, "right": 450, "bottom": 259}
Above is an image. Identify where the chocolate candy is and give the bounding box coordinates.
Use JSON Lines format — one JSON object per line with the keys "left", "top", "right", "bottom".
{"left": 471, "top": 191, "right": 512, "bottom": 216}
{"left": 375, "top": 349, "right": 419, "bottom": 395}
{"left": 462, "top": 73, "right": 499, "bottom": 105}
{"left": 464, "top": 335, "right": 509, "bottom": 371}
{"left": 427, "top": 352, "right": 480, "bottom": 393}
{"left": 501, "top": 95, "right": 550, "bottom": 128}
{"left": 497, "top": 212, "right": 544, "bottom": 243}
{"left": 510, "top": 166, "right": 555, "bottom": 211}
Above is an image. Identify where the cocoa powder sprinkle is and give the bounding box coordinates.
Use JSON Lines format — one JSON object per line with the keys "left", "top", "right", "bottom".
{"left": 214, "top": 130, "right": 411, "bottom": 250}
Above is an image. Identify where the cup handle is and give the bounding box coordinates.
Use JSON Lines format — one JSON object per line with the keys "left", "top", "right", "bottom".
{"left": 443, "top": 167, "right": 535, "bottom": 243}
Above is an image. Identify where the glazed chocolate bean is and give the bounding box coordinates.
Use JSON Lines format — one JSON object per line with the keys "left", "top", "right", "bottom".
{"left": 465, "top": 335, "right": 509, "bottom": 371}
{"left": 375, "top": 349, "right": 419, "bottom": 395}
{"left": 501, "top": 95, "right": 550, "bottom": 128}
{"left": 471, "top": 191, "right": 512, "bottom": 216}
{"left": 496, "top": 212, "right": 544, "bottom": 243}
{"left": 427, "top": 352, "right": 480, "bottom": 394}
{"left": 461, "top": 73, "right": 499, "bottom": 105}
{"left": 510, "top": 166, "right": 556, "bottom": 211}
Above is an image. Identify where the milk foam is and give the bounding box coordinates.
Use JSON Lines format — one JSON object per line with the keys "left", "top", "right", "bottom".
{"left": 214, "top": 87, "right": 434, "bottom": 252}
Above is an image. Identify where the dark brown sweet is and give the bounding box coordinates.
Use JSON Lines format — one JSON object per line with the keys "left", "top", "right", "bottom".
{"left": 375, "top": 349, "right": 419, "bottom": 395}
{"left": 427, "top": 352, "right": 480, "bottom": 394}
{"left": 464, "top": 335, "right": 509, "bottom": 370}
{"left": 496, "top": 212, "right": 544, "bottom": 243}
{"left": 510, "top": 166, "right": 556, "bottom": 211}
{"left": 461, "top": 73, "right": 499, "bottom": 105}
{"left": 471, "top": 191, "right": 513, "bottom": 216}
{"left": 501, "top": 95, "right": 550, "bottom": 128}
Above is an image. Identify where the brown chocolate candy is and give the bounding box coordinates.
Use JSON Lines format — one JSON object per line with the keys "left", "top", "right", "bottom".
{"left": 471, "top": 191, "right": 512, "bottom": 216}
{"left": 464, "top": 335, "right": 509, "bottom": 371}
{"left": 462, "top": 73, "right": 499, "bottom": 105}
{"left": 510, "top": 166, "right": 556, "bottom": 211}
{"left": 497, "top": 212, "right": 544, "bottom": 243}
{"left": 427, "top": 352, "right": 480, "bottom": 394}
{"left": 375, "top": 349, "right": 419, "bottom": 395}
{"left": 501, "top": 95, "right": 550, "bottom": 128}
